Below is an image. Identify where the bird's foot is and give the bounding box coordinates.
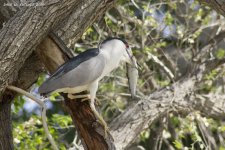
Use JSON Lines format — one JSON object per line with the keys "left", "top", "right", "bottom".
{"left": 95, "top": 97, "right": 101, "bottom": 106}
{"left": 97, "top": 115, "right": 109, "bottom": 137}
{"left": 81, "top": 95, "right": 91, "bottom": 102}
{"left": 67, "top": 93, "right": 90, "bottom": 100}
{"left": 81, "top": 96, "right": 101, "bottom": 106}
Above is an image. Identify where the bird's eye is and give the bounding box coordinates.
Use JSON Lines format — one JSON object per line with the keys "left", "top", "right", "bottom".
{"left": 126, "top": 44, "right": 129, "bottom": 48}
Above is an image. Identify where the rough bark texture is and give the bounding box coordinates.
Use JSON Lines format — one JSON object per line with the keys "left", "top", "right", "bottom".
{"left": 198, "top": 0, "right": 225, "bottom": 16}
{"left": 0, "top": 0, "right": 45, "bottom": 95}
{"left": 65, "top": 96, "right": 115, "bottom": 150}
{"left": 0, "top": 99, "right": 13, "bottom": 150}
{"left": 110, "top": 77, "right": 225, "bottom": 149}
{"left": 0, "top": 1, "right": 84, "bottom": 149}
{"left": 0, "top": 2, "right": 43, "bottom": 150}
{"left": 56, "top": 0, "right": 116, "bottom": 47}
{"left": 0, "top": 0, "right": 85, "bottom": 100}
{"left": 0, "top": 53, "right": 43, "bottom": 150}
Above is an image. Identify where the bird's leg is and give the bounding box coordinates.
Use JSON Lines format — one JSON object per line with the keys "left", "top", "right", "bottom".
{"left": 90, "top": 101, "right": 109, "bottom": 137}
{"left": 80, "top": 96, "right": 101, "bottom": 104}
{"left": 80, "top": 95, "right": 100, "bottom": 105}
{"left": 89, "top": 81, "right": 109, "bottom": 137}
{"left": 67, "top": 94, "right": 100, "bottom": 104}
{"left": 68, "top": 92, "right": 108, "bottom": 135}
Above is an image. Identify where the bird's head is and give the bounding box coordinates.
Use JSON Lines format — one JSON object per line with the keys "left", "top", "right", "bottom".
{"left": 99, "top": 37, "right": 135, "bottom": 65}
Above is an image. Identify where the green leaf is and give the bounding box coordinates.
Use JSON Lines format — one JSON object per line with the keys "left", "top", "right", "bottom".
{"left": 165, "top": 12, "right": 173, "bottom": 25}
{"left": 13, "top": 96, "right": 25, "bottom": 114}
{"left": 219, "top": 147, "right": 225, "bottom": 150}
{"left": 215, "top": 48, "right": 225, "bottom": 59}
{"left": 173, "top": 140, "right": 183, "bottom": 149}
{"left": 219, "top": 126, "right": 225, "bottom": 132}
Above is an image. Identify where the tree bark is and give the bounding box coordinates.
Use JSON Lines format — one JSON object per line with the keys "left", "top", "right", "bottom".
{"left": 0, "top": 52, "right": 43, "bottom": 150}
{"left": 36, "top": 1, "right": 117, "bottom": 149}
{"left": 0, "top": 1, "right": 43, "bottom": 149}
{"left": 198, "top": 0, "right": 225, "bottom": 16}
{"left": 0, "top": 1, "right": 82, "bottom": 149}
{"left": 110, "top": 77, "right": 225, "bottom": 149}
{"left": 108, "top": 26, "right": 225, "bottom": 149}
{"left": 0, "top": 0, "right": 88, "bottom": 99}
{"left": 0, "top": 99, "right": 13, "bottom": 150}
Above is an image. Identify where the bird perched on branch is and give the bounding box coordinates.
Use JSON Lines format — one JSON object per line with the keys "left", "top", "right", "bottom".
{"left": 38, "top": 37, "right": 138, "bottom": 134}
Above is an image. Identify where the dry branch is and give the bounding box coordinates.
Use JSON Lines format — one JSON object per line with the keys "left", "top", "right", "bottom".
{"left": 6, "top": 86, "right": 58, "bottom": 150}
{"left": 111, "top": 76, "right": 225, "bottom": 149}
{"left": 198, "top": 0, "right": 225, "bottom": 16}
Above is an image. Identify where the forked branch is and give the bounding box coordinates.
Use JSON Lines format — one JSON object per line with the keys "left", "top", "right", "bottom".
{"left": 6, "top": 86, "right": 59, "bottom": 150}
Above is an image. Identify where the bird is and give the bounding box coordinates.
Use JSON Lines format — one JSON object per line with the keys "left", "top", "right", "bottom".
{"left": 38, "top": 37, "right": 137, "bottom": 134}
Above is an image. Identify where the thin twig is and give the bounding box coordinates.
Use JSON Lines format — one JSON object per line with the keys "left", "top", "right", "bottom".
{"left": 148, "top": 52, "right": 175, "bottom": 80}
{"left": 6, "top": 85, "right": 59, "bottom": 150}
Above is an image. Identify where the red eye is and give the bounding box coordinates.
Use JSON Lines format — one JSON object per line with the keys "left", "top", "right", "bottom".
{"left": 126, "top": 44, "right": 129, "bottom": 48}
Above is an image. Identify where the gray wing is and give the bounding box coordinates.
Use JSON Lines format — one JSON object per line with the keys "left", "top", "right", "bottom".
{"left": 39, "top": 54, "right": 105, "bottom": 94}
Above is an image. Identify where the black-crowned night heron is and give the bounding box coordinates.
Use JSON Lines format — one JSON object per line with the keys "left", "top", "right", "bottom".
{"left": 38, "top": 37, "right": 137, "bottom": 133}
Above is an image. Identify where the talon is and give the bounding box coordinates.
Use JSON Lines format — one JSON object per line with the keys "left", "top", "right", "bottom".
{"left": 81, "top": 95, "right": 91, "bottom": 102}
{"left": 96, "top": 115, "right": 109, "bottom": 137}
{"left": 67, "top": 94, "right": 90, "bottom": 100}
{"left": 90, "top": 103, "right": 109, "bottom": 138}
{"left": 95, "top": 97, "right": 101, "bottom": 106}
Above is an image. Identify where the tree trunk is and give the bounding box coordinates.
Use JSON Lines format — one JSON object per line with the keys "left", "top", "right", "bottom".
{"left": 0, "top": 0, "right": 89, "bottom": 98}
{"left": 0, "top": 3, "right": 44, "bottom": 148}
{"left": 0, "top": 1, "right": 86, "bottom": 149}
{"left": 0, "top": 98, "right": 13, "bottom": 150}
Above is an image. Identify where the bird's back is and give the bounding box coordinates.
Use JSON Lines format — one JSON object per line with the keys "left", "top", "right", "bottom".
{"left": 38, "top": 48, "right": 100, "bottom": 95}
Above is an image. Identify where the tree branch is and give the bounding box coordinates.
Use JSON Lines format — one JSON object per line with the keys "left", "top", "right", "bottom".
{"left": 0, "top": 0, "right": 86, "bottom": 100}
{"left": 6, "top": 86, "right": 58, "bottom": 150}
{"left": 110, "top": 74, "right": 225, "bottom": 149}
{"left": 197, "top": 0, "right": 225, "bottom": 17}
